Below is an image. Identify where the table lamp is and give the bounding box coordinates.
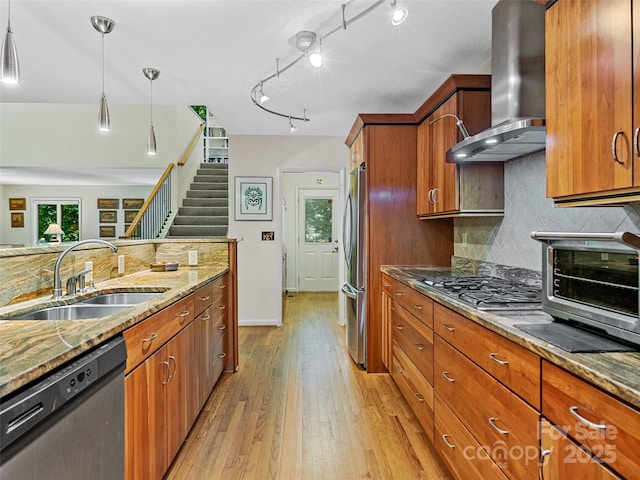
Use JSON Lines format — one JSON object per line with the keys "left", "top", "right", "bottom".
{"left": 44, "top": 223, "right": 64, "bottom": 244}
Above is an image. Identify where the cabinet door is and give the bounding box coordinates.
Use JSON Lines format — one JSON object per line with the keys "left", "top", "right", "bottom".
{"left": 416, "top": 120, "right": 431, "bottom": 216}
{"left": 381, "top": 291, "right": 392, "bottom": 370}
{"left": 125, "top": 345, "right": 170, "bottom": 480}
{"left": 546, "top": 0, "right": 634, "bottom": 199}
{"left": 427, "top": 96, "right": 460, "bottom": 214}
{"left": 350, "top": 131, "right": 364, "bottom": 171}
{"left": 634, "top": 0, "right": 640, "bottom": 185}
{"left": 540, "top": 420, "right": 621, "bottom": 480}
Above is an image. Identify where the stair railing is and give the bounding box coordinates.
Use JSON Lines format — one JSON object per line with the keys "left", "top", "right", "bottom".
{"left": 121, "top": 164, "right": 173, "bottom": 240}
{"left": 178, "top": 123, "right": 205, "bottom": 167}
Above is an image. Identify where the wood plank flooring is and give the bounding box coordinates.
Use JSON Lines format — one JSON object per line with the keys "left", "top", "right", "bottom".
{"left": 165, "top": 292, "right": 452, "bottom": 480}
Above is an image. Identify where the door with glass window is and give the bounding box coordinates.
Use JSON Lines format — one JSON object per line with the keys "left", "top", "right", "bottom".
{"left": 31, "top": 199, "right": 80, "bottom": 244}
{"left": 297, "top": 189, "right": 339, "bottom": 291}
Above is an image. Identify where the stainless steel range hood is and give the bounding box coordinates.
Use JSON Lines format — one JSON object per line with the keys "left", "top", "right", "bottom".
{"left": 447, "top": 0, "right": 546, "bottom": 163}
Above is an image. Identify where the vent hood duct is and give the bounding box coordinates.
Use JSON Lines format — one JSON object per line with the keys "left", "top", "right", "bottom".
{"left": 447, "top": 0, "right": 546, "bottom": 163}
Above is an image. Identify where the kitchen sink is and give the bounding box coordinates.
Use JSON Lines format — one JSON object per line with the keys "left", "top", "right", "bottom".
{"left": 80, "top": 292, "right": 162, "bottom": 305}
{"left": 2, "top": 304, "right": 133, "bottom": 321}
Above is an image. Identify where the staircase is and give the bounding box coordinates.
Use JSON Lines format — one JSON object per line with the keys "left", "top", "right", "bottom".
{"left": 168, "top": 163, "right": 228, "bottom": 238}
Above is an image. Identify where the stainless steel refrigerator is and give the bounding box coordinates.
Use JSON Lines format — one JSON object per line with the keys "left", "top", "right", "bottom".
{"left": 341, "top": 163, "right": 366, "bottom": 365}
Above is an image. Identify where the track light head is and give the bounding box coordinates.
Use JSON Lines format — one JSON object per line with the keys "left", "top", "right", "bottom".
{"left": 259, "top": 81, "right": 269, "bottom": 103}
{"left": 390, "top": 0, "right": 408, "bottom": 25}
{"left": 288, "top": 116, "right": 297, "bottom": 134}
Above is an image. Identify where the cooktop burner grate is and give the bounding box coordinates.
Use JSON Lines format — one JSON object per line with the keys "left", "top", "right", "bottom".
{"left": 421, "top": 275, "right": 542, "bottom": 311}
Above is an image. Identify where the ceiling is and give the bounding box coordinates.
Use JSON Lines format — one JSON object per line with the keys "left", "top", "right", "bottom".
{"left": 0, "top": 0, "right": 496, "bottom": 184}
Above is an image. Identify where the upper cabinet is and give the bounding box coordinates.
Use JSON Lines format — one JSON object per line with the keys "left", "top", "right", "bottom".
{"left": 416, "top": 75, "right": 504, "bottom": 219}
{"left": 546, "top": 0, "right": 640, "bottom": 205}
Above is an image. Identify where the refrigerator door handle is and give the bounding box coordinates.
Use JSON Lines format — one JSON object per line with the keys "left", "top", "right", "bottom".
{"left": 342, "top": 192, "right": 353, "bottom": 267}
{"left": 341, "top": 282, "right": 358, "bottom": 299}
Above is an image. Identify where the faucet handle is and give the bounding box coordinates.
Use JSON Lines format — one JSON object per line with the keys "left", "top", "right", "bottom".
{"left": 66, "top": 275, "right": 79, "bottom": 296}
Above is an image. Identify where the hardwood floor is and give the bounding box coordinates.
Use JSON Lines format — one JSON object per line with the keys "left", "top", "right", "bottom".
{"left": 165, "top": 292, "right": 452, "bottom": 480}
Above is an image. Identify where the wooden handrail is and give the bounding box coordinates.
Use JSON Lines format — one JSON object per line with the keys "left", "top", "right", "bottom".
{"left": 121, "top": 163, "right": 174, "bottom": 239}
{"left": 178, "top": 123, "right": 205, "bottom": 167}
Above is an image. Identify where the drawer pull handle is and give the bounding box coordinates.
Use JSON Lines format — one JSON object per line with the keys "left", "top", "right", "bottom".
{"left": 201, "top": 315, "right": 211, "bottom": 322}
{"left": 611, "top": 131, "right": 625, "bottom": 164}
{"left": 177, "top": 311, "right": 190, "bottom": 318}
{"left": 569, "top": 406, "right": 607, "bottom": 430}
{"left": 395, "top": 292, "right": 404, "bottom": 297}
{"left": 218, "top": 284, "right": 226, "bottom": 289}
{"left": 394, "top": 324, "right": 405, "bottom": 330}
{"left": 488, "top": 417, "right": 509, "bottom": 435}
{"left": 217, "top": 352, "right": 227, "bottom": 359}
{"left": 160, "top": 361, "right": 171, "bottom": 384}
{"left": 442, "top": 323, "right": 455, "bottom": 332}
{"left": 634, "top": 126, "right": 640, "bottom": 158}
{"left": 168, "top": 355, "right": 177, "bottom": 379}
{"left": 489, "top": 353, "right": 509, "bottom": 366}
{"left": 142, "top": 333, "right": 158, "bottom": 343}
{"left": 414, "top": 393, "right": 424, "bottom": 402}
{"left": 394, "top": 364, "right": 403, "bottom": 373}
{"left": 539, "top": 449, "right": 552, "bottom": 480}
{"left": 383, "top": 282, "right": 391, "bottom": 287}
{"left": 442, "top": 434, "right": 456, "bottom": 449}
{"left": 218, "top": 305, "right": 226, "bottom": 310}
{"left": 200, "top": 295, "right": 210, "bottom": 301}
{"left": 414, "top": 343, "right": 424, "bottom": 351}
{"left": 413, "top": 304, "right": 423, "bottom": 311}
{"left": 217, "top": 324, "right": 227, "bottom": 331}
{"left": 442, "top": 371, "right": 456, "bottom": 382}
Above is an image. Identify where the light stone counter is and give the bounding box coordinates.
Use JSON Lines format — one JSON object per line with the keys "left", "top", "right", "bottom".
{"left": 382, "top": 265, "right": 640, "bottom": 410}
{"left": 0, "top": 239, "right": 233, "bottom": 398}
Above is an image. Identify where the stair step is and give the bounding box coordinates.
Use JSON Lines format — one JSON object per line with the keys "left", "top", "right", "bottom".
{"left": 186, "top": 190, "right": 228, "bottom": 199}
{"left": 168, "top": 225, "right": 228, "bottom": 237}
{"left": 178, "top": 206, "right": 228, "bottom": 216}
{"left": 182, "top": 198, "right": 228, "bottom": 207}
{"left": 173, "top": 215, "right": 228, "bottom": 226}
{"left": 199, "top": 163, "right": 228, "bottom": 169}
{"left": 190, "top": 183, "right": 228, "bottom": 191}
{"left": 194, "top": 175, "right": 229, "bottom": 183}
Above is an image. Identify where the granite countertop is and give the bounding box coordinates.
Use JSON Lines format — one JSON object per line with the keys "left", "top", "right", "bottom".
{"left": 0, "top": 265, "right": 227, "bottom": 398}
{"left": 382, "top": 265, "right": 640, "bottom": 410}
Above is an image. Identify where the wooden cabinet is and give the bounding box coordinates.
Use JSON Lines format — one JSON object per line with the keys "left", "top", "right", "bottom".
{"left": 345, "top": 121, "right": 453, "bottom": 373}
{"left": 349, "top": 129, "right": 364, "bottom": 171}
{"left": 125, "top": 322, "right": 195, "bottom": 480}
{"left": 542, "top": 361, "right": 640, "bottom": 479}
{"left": 416, "top": 75, "right": 504, "bottom": 218}
{"left": 540, "top": 419, "right": 621, "bottom": 480}
{"left": 546, "top": 0, "right": 640, "bottom": 204}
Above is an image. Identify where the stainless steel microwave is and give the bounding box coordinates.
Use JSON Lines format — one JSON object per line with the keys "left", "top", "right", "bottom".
{"left": 531, "top": 231, "right": 640, "bottom": 347}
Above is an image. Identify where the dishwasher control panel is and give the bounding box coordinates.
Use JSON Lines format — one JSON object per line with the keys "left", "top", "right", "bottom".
{"left": 55, "top": 356, "right": 100, "bottom": 400}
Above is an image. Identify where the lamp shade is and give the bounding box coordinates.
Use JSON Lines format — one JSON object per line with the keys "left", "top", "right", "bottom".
{"left": 44, "top": 223, "right": 64, "bottom": 243}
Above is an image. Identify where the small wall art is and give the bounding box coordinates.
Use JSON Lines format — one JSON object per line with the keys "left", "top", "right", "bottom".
{"left": 123, "top": 198, "right": 144, "bottom": 209}
{"left": 235, "top": 176, "right": 272, "bottom": 221}
{"left": 9, "top": 198, "right": 26, "bottom": 210}
{"left": 11, "top": 212, "right": 24, "bottom": 228}
{"left": 99, "top": 210, "right": 117, "bottom": 223}
{"left": 100, "top": 225, "right": 116, "bottom": 238}
{"left": 124, "top": 210, "right": 139, "bottom": 223}
{"left": 97, "top": 198, "right": 119, "bottom": 209}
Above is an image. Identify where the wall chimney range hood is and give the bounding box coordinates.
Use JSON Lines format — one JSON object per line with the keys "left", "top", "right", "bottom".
{"left": 447, "top": 0, "right": 546, "bottom": 163}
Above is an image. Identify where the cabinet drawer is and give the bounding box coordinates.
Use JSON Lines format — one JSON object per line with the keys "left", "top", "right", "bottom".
{"left": 193, "top": 281, "right": 214, "bottom": 317}
{"left": 392, "top": 302, "right": 434, "bottom": 383}
{"left": 209, "top": 292, "right": 228, "bottom": 325}
{"left": 391, "top": 341, "right": 434, "bottom": 441}
{"left": 382, "top": 273, "right": 394, "bottom": 296}
{"left": 435, "top": 394, "right": 508, "bottom": 480}
{"left": 435, "top": 336, "right": 539, "bottom": 480}
{"left": 389, "top": 278, "right": 433, "bottom": 329}
{"left": 211, "top": 273, "right": 229, "bottom": 299}
{"left": 542, "top": 361, "right": 640, "bottom": 480}
{"left": 124, "top": 294, "right": 195, "bottom": 373}
{"left": 211, "top": 333, "right": 227, "bottom": 383}
{"left": 434, "top": 302, "right": 540, "bottom": 408}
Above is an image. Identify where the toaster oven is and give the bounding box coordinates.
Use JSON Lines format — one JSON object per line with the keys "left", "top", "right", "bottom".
{"left": 531, "top": 231, "right": 640, "bottom": 347}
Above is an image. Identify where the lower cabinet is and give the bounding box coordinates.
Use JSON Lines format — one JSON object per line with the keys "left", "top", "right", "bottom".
{"left": 124, "top": 273, "right": 233, "bottom": 480}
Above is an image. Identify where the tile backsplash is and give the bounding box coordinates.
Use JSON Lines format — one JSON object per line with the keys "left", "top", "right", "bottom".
{"left": 454, "top": 152, "right": 640, "bottom": 271}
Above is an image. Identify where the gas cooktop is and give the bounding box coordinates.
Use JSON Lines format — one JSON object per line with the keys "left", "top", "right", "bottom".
{"left": 421, "top": 275, "right": 542, "bottom": 311}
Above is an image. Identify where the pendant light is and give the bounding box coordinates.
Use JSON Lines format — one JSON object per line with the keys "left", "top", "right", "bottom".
{"left": 91, "top": 16, "right": 115, "bottom": 131}
{"left": 143, "top": 67, "right": 160, "bottom": 155}
{"left": 0, "top": 0, "right": 20, "bottom": 84}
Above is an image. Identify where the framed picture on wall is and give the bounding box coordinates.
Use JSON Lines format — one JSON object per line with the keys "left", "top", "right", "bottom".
{"left": 11, "top": 212, "right": 24, "bottom": 228}
{"left": 100, "top": 226, "right": 116, "bottom": 238}
{"left": 123, "top": 198, "right": 144, "bottom": 209}
{"left": 234, "top": 176, "right": 272, "bottom": 221}
{"left": 9, "top": 198, "right": 26, "bottom": 210}
{"left": 124, "top": 210, "right": 139, "bottom": 223}
{"left": 97, "top": 198, "right": 119, "bottom": 209}
{"left": 99, "top": 210, "right": 117, "bottom": 223}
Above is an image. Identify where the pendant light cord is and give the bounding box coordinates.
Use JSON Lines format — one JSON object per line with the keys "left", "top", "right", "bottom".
{"left": 101, "top": 33, "right": 105, "bottom": 95}
{"left": 7, "top": 0, "right": 11, "bottom": 30}
{"left": 150, "top": 78, "right": 153, "bottom": 127}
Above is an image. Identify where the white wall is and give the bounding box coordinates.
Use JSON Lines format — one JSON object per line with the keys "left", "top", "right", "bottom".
{"left": 228, "top": 135, "right": 349, "bottom": 326}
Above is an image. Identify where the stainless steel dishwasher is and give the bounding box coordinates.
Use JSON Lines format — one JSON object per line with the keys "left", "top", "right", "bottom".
{"left": 0, "top": 335, "right": 127, "bottom": 480}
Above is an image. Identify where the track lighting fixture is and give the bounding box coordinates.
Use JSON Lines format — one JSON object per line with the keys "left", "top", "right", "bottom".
{"left": 289, "top": 116, "right": 297, "bottom": 134}
{"left": 0, "top": 0, "right": 20, "bottom": 84}
{"left": 390, "top": 0, "right": 408, "bottom": 26}
{"left": 91, "top": 16, "right": 115, "bottom": 132}
{"left": 259, "top": 81, "right": 269, "bottom": 103}
{"left": 309, "top": 37, "right": 323, "bottom": 69}
{"left": 143, "top": 67, "right": 160, "bottom": 156}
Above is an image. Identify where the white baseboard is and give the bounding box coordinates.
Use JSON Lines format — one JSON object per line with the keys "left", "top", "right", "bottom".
{"left": 239, "top": 319, "right": 280, "bottom": 327}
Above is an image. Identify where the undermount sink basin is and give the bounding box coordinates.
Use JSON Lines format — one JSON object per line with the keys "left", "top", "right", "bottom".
{"left": 3, "top": 304, "right": 133, "bottom": 321}
{"left": 80, "top": 292, "right": 162, "bottom": 305}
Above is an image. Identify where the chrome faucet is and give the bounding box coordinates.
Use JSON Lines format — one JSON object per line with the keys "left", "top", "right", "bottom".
{"left": 53, "top": 239, "right": 118, "bottom": 299}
